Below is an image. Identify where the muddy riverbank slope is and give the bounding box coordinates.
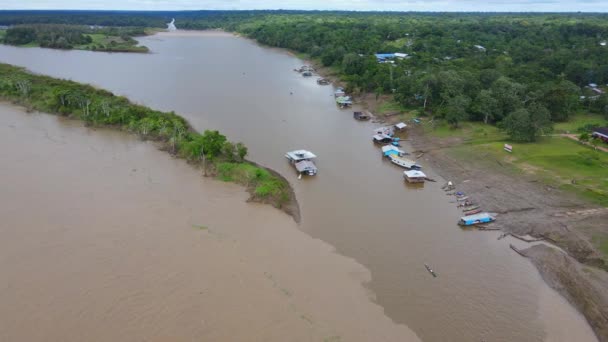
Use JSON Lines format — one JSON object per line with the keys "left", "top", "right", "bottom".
{"left": 408, "top": 126, "right": 608, "bottom": 341}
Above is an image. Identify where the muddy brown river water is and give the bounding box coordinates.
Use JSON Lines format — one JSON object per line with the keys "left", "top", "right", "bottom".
{"left": 0, "top": 31, "right": 598, "bottom": 341}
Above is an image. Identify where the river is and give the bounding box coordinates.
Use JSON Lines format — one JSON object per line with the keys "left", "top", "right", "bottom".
{"left": 0, "top": 32, "right": 597, "bottom": 341}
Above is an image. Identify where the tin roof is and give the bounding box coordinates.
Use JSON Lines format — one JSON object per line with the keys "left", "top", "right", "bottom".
{"left": 460, "top": 213, "right": 494, "bottom": 221}
{"left": 295, "top": 160, "right": 317, "bottom": 172}
{"left": 404, "top": 170, "right": 426, "bottom": 178}
{"left": 286, "top": 150, "right": 317, "bottom": 161}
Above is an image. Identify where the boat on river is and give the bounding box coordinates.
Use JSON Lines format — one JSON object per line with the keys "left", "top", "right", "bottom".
{"left": 285, "top": 150, "right": 318, "bottom": 176}
{"left": 389, "top": 155, "right": 421, "bottom": 170}
{"left": 463, "top": 208, "right": 482, "bottom": 215}
{"left": 354, "top": 111, "right": 370, "bottom": 120}
{"left": 403, "top": 170, "right": 427, "bottom": 183}
{"left": 458, "top": 213, "right": 496, "bottom": 226}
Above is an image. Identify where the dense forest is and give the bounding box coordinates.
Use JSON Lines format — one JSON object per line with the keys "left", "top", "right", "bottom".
{"left": 1, "top": 10, "right": 608, "bottom": 140}
{"left": 2, "top": 24, "right": 149, "bottom": 52}
{"left": 0, "top": 63, "right": 293, "bottom": 209}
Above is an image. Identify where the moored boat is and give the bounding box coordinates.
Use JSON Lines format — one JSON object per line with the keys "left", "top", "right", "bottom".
{"left": 389, "top": 155, "right": 421, "bottom": 170}
{"left": 285, "top": 150, "right": 318, "bottom": 176}
{"left": 463, "top": 209, "right": 482, "bottom": 215}
{"left": 403, "top": 170, "right": 427, "bottom": 183}
{"left": 458, "top": 213, "right": 495, "bottom": 226}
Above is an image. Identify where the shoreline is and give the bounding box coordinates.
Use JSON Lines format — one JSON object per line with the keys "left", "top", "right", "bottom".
{"left": 2, "top": 96, "right": 301, "bottom": 222}
{"left": 0, "top": 102, "right": 420, "bottom": 341}
{"left": 235, "top": 33, "right": 608, "bottom": 340}
{"left": 0, "top": 62, "right": 300, "bottom": 223}
{"left": 406, "top": 125, "right": 608, "bottom": 341}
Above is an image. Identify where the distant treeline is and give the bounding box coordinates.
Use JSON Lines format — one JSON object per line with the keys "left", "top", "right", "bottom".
{"left": 2, "top": 10, "right": 608, "bottom": 140}
{"left": 2, "top": 24, "right": 148, "bottom": 52}
{"left": 0, "top": 63, "right": 293, "bottom": 209}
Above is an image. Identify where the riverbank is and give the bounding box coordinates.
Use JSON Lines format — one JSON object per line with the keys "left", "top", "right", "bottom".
{"left": 406, "top": 125, "right": 608, "bottom": 341}
{"left": 0, "top": 26, "right": 153, "bottom": 53}
{"left": 0, "top": 63, "right": 299, "bottom": 221}
{"left": 219, "top": 30, "right": 608, "bottom": 340}
{"left": 0, "top": 103, "right": 420, "bottom": 341}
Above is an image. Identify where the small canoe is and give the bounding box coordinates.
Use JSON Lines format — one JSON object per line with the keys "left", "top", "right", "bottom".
{"left": 424, "top": 263, "right": 437, "bottom": 277}
{"left": 464, "top": 209, "right": 482, "bottom": 215}
{"left": 456, "top": 196, "right": 469, "bottom": 202}
{"left": 462, "top": 205, "right": 480, "bottom": 212}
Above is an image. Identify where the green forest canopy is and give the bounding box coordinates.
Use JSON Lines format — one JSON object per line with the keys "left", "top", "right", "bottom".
{"left": 1, "top": 10, "right": 608, "bottom": 140}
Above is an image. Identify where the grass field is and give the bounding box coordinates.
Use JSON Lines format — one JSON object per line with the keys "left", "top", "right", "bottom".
{"left": 554, "top": 113, "right": 607, "bottom": 134}
{"left": 0, "top": 29, "right": 5, "bottom": 40}
{"left": 427, "top": 116, "right": 608, "bottom": 206}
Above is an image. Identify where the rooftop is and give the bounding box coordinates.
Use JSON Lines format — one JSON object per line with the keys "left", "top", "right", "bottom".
{"left": 404, "top": 170, "right": 426, "bottom": 178}
{"left": 460, "top": 213, "right": 494, "bottom": 221}
{"left": 286, "top": 150, "right": 317, "bottom": 161}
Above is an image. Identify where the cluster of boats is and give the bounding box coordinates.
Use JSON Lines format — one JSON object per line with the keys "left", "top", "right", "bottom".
{"left": 371, "top": 123, "right": 428, "bottom": 183}
{"left": 442, "top": 184, "right": 497, "bottom": 226}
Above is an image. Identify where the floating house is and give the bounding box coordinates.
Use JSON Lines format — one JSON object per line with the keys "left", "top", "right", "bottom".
{"left": 285, "top": 150, "right": 318, "bottom": 176}
{"left": 336, "top": 96, "right": 353, "bottom": 108}
{"left": 373, "top": 134, "right": 393, "bottom": 144}
{"left": 395, "top": 122, "right": 407, "bottom": 131}
{"left": 334, "top": 87, "right": 346, "bottom": 98}
{"left": 354, "top": 111, "right": 371, "bottom": 120}
{"left": 381, "top": 145, "right": 406, "bottom": 157}
{"left": 458, "top": 213, "right": 495, "bottom": 226}
{"left": 373, "top": 126, "right": 394, "bottom": 136}
{"left": 390, "top": 155, "right": 421, "bottom": 170}
{"left": 403, "top": 170, "right": 427, "bottom": 183}
{"left": 294, "top": 160, "right": 317, "bottom": 175}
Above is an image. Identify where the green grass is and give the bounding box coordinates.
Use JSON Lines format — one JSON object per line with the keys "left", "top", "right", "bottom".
{"left": 554, "top": 113, "right": 607, "bottom": 134}
{"left": 448, "top": 135, "right": 608, "bottom": 205}
{"left": 376, "top": 99, "right": 405, "bottom": 114}
{"left": 216, "top": 162, "right": 289, "bottom": 203}
{"left": 0, "top": 29, "right": 6, "bottom": 40}
{"left": 426, "top": 120, "right": 505, "bottom": 143}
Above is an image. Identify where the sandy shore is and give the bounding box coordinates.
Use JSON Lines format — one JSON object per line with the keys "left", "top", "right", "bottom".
{"left": 0, "top": 103, "right": 419, "bottom": 341}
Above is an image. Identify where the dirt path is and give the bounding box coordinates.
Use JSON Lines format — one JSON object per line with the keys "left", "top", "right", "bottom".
{"left": 562, "top": 134, "right": 608, "bottom": 153}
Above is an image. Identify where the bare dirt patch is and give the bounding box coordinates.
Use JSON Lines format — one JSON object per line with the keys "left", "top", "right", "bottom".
{"left": 408, "top": 125, "right": 608, "bottom": 341}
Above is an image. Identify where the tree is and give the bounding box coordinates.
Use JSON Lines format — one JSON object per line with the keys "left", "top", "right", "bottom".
{"left": 236, "top": 142, "right": 248, "bottom": 161}
{"left": 221, "top": 141, "right": 237, "bottom": 161}
{"left": 445, "top": 95, "right": 470, "bottom": 128}
{"left": 503, "top": 109, "right": 535, "bottom": 141}
{"left": 542, "top": 80, "right": 580, "bottom": 122}
{"left": 475, "top": 89, "right": 500, "bottom": 124}
{"left": 200, "top": 130, "right": 227, "bottom": 158}
{"left": 502, "top": 104, "right": 552, "bottom": 142}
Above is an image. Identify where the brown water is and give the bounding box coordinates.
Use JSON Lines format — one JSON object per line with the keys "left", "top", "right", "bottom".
{"left": 0, "top": 104, "right": 421, "bottom": 341}
{"left": 0, "top": 32, "right": 597, "bottom": 341}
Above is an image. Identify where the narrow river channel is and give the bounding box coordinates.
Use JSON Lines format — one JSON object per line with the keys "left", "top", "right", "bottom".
{"left": 0, "top": 31, "right": 597, "bottom": 341}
